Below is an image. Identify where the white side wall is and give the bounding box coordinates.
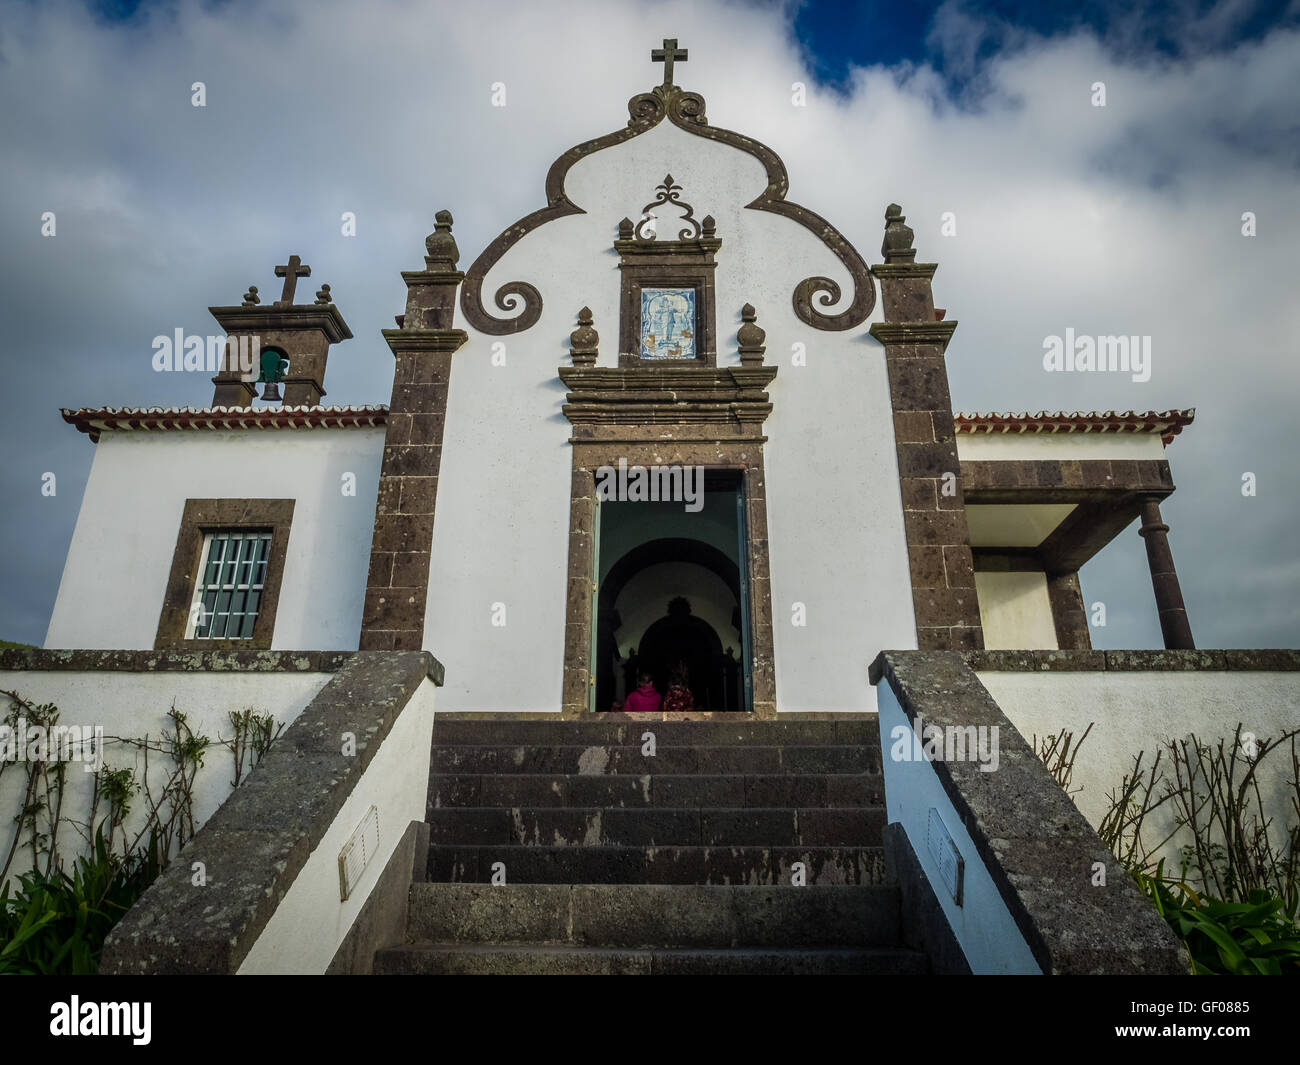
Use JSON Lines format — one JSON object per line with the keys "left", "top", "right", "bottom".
{"left": 236, "top": 677, "right": 436, "bottom": 975}
{"left": 46, "top": 428, "right": 385, "bottom": 650}
{"left": 966, "top": 503, "right": 1076, "bottom": 547}
{"left": 426, "top": 121, "right": 916, "bottom": 713}
{"left": 877, "top": 681, "right": 1043, "bottom": 974}
{"left": 980, "top": 670, "right": 1300, "bottom": 869}
{"left": 0, "top": 670, "right": 330, "bottom": 891}
{"left": 974, "top": 571, "right": 1058, "bottom": 650}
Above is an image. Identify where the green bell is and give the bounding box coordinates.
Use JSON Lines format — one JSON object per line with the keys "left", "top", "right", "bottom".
{"left": 257, "top": 350, "right": 288, "bottom": 401}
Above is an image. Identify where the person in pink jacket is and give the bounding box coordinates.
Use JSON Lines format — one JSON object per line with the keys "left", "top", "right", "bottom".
{"left": 623, "top": 672, "right": 661, "bottom": 713}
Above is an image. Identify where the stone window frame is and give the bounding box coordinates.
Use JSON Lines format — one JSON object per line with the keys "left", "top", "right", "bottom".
{"left": 615, "top": 238, "right": 721, "bottom": 369}
{"left": 561, "top": 444, "right": 776, "bottom": 719}
{"left": 155, "top": 498, "right": 295, "bottom": 651}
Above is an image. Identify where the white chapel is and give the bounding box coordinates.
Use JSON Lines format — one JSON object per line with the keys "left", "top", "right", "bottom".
{"left": 9, "top": 40, "right": 1281, "bottom": 978}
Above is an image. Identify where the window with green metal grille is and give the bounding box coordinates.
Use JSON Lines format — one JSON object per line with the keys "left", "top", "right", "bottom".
{"left": 187, "top": 531, "right": 273, "bottom": 640}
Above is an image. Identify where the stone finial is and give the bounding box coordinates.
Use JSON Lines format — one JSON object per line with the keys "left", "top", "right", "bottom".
{"left": 618, "top": 217, "right": 635, "bottom": 240}
{"left": 241, "top": 285, "right": 260, "bottom": 307}
{"left": 737, "top": 303, "right": 766, "bottom": 365}
{"left": 424, "top": 209, "right": 460, "bottom": 270}
{"left": 702, "top": 214, "right": 716, "bottom": 238}
{"left": 881, "top": 203, "right": 916, "bottom": 264}
{"left": 570, "top": 306, "right": 599, "bottom": 366}
{"left": 315, "top": 283, "right": 332, "bottom": 305}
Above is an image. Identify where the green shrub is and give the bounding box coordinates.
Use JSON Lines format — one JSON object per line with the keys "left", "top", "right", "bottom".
{"left": 1134, "top": 861, "right": 1300, "bottom": 975}
{"left": 0, "top": 826, "right": 160, "bottom": 975}
{"left": 1, "top": 692, "right": 280, "bottom": 975}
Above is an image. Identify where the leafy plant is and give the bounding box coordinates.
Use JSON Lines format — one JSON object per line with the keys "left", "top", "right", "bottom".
{"left": 1132, "top": 861, "right": 1300, "bottom": 975}
{"left": 0, "top": 825, "right": 160, "bottom": 975}
{"left": 0, "top": 690, "right": 67, "bottom": 883}
{"left": 223, "top": 707, "right": 284, "bottom": 787}
{"left": 1095, "top": 725, "right": 1300, "bottom": 975}
{"left": 1098, "top": 725, "right": 1300, "bottom": 913}
{"left": 1, "top": 691, "right": 281, "bottom": 974}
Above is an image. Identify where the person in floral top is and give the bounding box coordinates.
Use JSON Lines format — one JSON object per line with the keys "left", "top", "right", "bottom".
{"left": 662, "top": 662, "right": 695, "bottom": 713}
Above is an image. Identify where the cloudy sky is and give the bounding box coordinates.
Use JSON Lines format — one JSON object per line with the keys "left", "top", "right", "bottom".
{"left": 2, "top": 0, "right": 1297, "bottom": 649}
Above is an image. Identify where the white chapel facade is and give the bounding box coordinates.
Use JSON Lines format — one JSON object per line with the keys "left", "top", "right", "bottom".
{"left": 46, "top": 40, "right": 1196, "bottom": 718}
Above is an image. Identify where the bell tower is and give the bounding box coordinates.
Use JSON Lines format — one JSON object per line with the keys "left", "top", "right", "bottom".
{"left": 208, "top": 254, "right": 353, "bottom": 408}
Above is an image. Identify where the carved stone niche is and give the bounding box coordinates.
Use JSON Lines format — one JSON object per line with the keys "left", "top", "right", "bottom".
{"left": 615, "top": 175, "right": 720, "bottom": 368}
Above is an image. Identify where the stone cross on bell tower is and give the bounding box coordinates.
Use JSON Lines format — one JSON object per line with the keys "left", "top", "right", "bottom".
{"left": 273, "top": 254, "right": 311, "bottom": 307}
{"left": 651, "top": 38, "right": 688, "bottom": 86}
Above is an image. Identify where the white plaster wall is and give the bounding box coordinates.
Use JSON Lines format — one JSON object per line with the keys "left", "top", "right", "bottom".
{"left": 966, "top": 503, "right": 1076, "bottom": 547}
{"left": 974, "top": 571, "right": 1059, "bottom": 650}
{"left": 956, "top": 433, "right": 1167, "bottom": 462}
{"left": 612, "top": 562, "right": 738, "bottom": 658}
{"left": 427, "top": 120, "right": 916, "bottom": 712}
{"left": 979, "top": 670, "right": 1300, "bottom": 870}
{"left": 877, "top": 680, "right": 1043, "bottom": 974}
{"left": 237, "top": 677, "right": 436, "bottom": 974}
{"left": 0, "top": 670, "right": 329, "bottom": 892}
{"left": 46, "top": 428, "right": 385, "bottom": 650}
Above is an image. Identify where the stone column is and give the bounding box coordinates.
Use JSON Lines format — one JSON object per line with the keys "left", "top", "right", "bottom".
{"left": 870, "top": 204, "right": 983, "bottom": 651}
{"left": 1046, "top": 571, "right": 1091, "bottom": 650}
{"left": 1137, "top": 499, "right": 1194, "bottom": 650}
{"left": 360, "top": 212, "right": 467, "bottom": 651}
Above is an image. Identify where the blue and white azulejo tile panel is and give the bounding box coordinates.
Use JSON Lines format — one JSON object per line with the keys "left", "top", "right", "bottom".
{"left": 640, "top": 288, "right": 696, "bottom": 359}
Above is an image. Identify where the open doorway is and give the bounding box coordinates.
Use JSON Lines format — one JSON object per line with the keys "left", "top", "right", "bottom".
{"left": 592, "top": 470, "right": 753, "bottom": 713}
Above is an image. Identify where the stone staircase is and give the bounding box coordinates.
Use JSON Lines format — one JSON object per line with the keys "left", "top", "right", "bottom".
{"left": 373, "top": 716, "right": 927, "bottom": 974}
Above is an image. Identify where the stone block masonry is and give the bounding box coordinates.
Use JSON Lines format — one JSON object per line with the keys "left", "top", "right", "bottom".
{"left": 360, "top": 212, "right": 467, "bottom": 651}
{"left": 871, "top": 205, "right": 983, "bottom": 651}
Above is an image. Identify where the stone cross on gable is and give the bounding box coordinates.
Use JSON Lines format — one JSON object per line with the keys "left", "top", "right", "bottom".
{"left": 652, "top": 38, "right": 688, "bottom": 86}
{"left": 273, "top": 255, "right": 311, "bottom": 306}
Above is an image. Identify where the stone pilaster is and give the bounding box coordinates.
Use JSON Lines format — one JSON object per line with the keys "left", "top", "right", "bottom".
{"left": 360, "top": 211, "right": 467, "bottom": 651}
{"left": 1046, "top": 571, "right": 1092, "bottom": 650}
{"left": 870, "top": 204, "right": 983, "bottom": 651}
{"left": 1137, "top": 499, "right": 1194, "bottom": 650}
{"left": 210, "top": 366, "right": 257, "bottom": 408}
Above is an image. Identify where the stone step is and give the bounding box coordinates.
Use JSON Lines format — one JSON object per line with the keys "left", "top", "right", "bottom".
{"left": 427, "top": 844, "right": 888, "bottom": 885}
{"left": 429, "top": 772, "right": 885, "bottom": 810}
{"left": 373, "top": 943, "right": 928, "bottom": 975}
{"left": 431, "top": 718, "right": 881, "bottom": 747}
{"left": 404, "top": 882, "right": 902, "bottom": 947}
{"left": 425, "top": 806, "right": 887, "bottom": 847}
{"left": 431, "top": 744, "right": 881, "bottom": 776}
